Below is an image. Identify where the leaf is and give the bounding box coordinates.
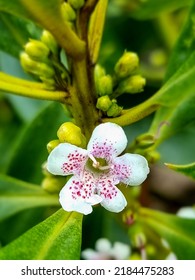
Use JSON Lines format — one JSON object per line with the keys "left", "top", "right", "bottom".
{"left": 130, "top": 0, "right": 191, "bottom": 20}
{"left": 6, "top": 102, "right": 68, "bottom": 184}
{"left": 165, "top": 0, "right": 195, "bottom": 81}
{"left": 0, "top": 209, "right": 83, "bottom": 259}
{"left": 165, "top": 162, "right": 195, "bottom": 180}
{"left": 147, "top": 1, "right": 195, "bottom": 144}
{"left": 0, "top": 174, "right": 59, "bottom": 221}
{"left": 140, "top": 207, "right": 195, "bottom": 260}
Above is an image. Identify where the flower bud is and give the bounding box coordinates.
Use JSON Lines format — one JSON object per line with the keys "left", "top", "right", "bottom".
{"left": 96, "top": 95, "right": 112, "bottom": 112}
{"left": 42, "top": 176, "right": 67, "bottom": 193}
{"left": 107, "top": 102, "right": 122, "bottom": 117}
{"left": 68, "top": 0, "right": 85, "bottom": 10}
{"left": 41, "top": 30, "right": 58, "bottom": 55}
{"left": 47, "top": 139, "right": 60, "bottom": 153}
{"left": 20, "top": 52, "right": 55, "bottom": 78}
{"left": 114, "top": 51, "right": 139, "bottom": 79}
{"left": 94, "top": 64, "right": 106, "bottom": 92}
{"left": 61, "top": 2, "right": 76, "bottom": 21}
{"left": 24, "top": 39, "right": 50, "bottom": 62}
{"left": 128, "top": 223, "right": 146, "bottom": 249}
{"left": 117, "top": 75, "right": 146, "bottom": 94}
{"left": 98, "top": 75, "right": 113, "bottom": 96}
{"left": 135, "top": 133, "right": 155, "bottom": 149}
{"left": 57, "top": 122, "right": 86, "bottom": 147}
{"left": 40, "top": 76, "right": 56, "bottom": 90}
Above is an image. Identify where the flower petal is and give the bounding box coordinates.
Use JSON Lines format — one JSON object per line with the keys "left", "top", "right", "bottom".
{"left": 87, "top": 123, "right": 127, "bottom": 160}
{"left": 97, "top": 176, "right": 127, "bottom": 213}
{"left": 113, "top": 153, "right": 149, "bottom": 186}
{"left": 47, "top": 143, "right": 88, "bottom": 176}
{"left": 59, "top": 174, "right": 102, "bottom": 215}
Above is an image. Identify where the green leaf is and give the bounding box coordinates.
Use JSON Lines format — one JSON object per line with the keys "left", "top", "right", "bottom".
{"left": 165, "top": 162, "right": 195, "bottom": 180}
{"left": 130, "top": 0, "right": 190, "bottom": 20}
{"left": 6, "top": 102, "right": 68, "bottom": 184}
{"left": 147, "top": 2, "right": 195, "bottom": 144}
{"left": 0, "top": 209, "right": 83, "bottom": 259}
{"left": 140, "top": 207, "right": 195, "bottom": 260}
{"left": 165, "top": 0, "right": 195, "bottom": 80}
{"left": 0, "top": 174, "right": 59, "bottom": 221}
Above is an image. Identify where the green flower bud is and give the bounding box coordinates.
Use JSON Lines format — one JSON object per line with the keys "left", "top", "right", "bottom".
{"left": 41, "top": 30, "right": 58, "bottom": 55}
{"left": 107, "top": 102, "right": 122, "bottom": 117}
{"left": 96, "top": 95, "right": 112, "bottom": 112}
{"left": 47, "top": 139, "right": 60, "bottom": 153}
{"left": 130, "top": 253, "right": 142, "bottom": 260}
{"left": 68, "top": 0, "right": 85, "bottom": 10}
{"left": 114, "top": 51, "right": 139, "bottom": 79}
{"left": 117, "top": 75, "right": 146, "bottom": 94}
{"left": 135, "top": 133, "right": 155, "bottom": 149}
{"left": 94, "top": 64, "right": 106, "bottom": 92}
{"left": 57, "top": 122, "right": 86, "bottom": 147}
{"left": 24, "top": 39, "right": 50, "bottom": 62}
{"left": 20, "top": 52, "right": 55, "bottom": 78}
{"left": 98, "top": 75, "right": 113, "bottom": 96}
{"left": 61, "top": 2, "right": 76, "bottom": 21}
{"left": 42, "top": 176, "right": 67, "bottom": 193}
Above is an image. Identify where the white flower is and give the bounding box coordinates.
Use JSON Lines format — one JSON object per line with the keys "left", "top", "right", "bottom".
{"left": 47, "top": 122, "right": 149, "bottom": 215}
{"left": 81, "top": 238, "right": 131, "bottom": 260}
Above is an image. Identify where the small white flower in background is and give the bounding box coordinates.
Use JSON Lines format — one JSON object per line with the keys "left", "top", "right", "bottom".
{"left": 177, "top": 206, "right": 195, "bottom": 219}
{"left": 47, "top": 122, "right": 149, "bottom": 215}
{"left": 161, "top": 239, "right": 177, "bottom": 260}
{"left": 81, "top": 238, "right": 131, "bottom": 260}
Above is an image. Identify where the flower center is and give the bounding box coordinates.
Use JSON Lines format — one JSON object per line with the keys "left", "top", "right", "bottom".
{"left": 86, "top": 154, "right": 110, "bottom": 174}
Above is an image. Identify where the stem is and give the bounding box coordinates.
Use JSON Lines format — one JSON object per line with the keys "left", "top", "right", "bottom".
{"left": 69, "top": 57, "right": 99, "bottom": 140}
{"left": 102, "top": 97, "right": 159, "bottom": 126}
{"left": 0, "top": 72, "right": 46, "bottom": 89}
{"left": 0, "top": 80, "right": 68, "bottom": 103}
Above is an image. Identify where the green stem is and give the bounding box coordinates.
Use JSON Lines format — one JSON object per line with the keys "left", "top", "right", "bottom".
{"left": 0, "top": 72, "right": 46, "bottom": 89}
{"left": 69, "top": 57, "right": 99, "bottom": 140}
{"left": 102, "top": 97, "right": 159, "bottom": 126}
{"left": 0, "top": 80, "right": 68, "bottom": 103}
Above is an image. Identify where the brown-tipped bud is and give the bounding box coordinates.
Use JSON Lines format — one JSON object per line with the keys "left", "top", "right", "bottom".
{"left": 114, "top": 51, "right": 139, "bottom": 79}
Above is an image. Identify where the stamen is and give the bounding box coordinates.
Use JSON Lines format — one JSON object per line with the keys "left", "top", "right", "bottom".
{"left": 98, "top": 165, "right": 110, "bottom": 171}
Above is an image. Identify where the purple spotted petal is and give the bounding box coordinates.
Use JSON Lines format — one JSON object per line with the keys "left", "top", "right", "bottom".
{"left": 87, "top": 123, "right": 127, "bottom": 160}
{"left": 59, "top": 173, "right": 102, "bottom": 215}
{"left": 47, "top": 143, "right": 88, "bottom": 176}
{"left": 112, "top": 153, "right": 149, "bottom": 186}
{"left": 97, "top": 176, "right": 127, "bottom": 213}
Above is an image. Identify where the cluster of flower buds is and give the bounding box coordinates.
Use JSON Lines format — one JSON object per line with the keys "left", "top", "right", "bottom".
{"left": 20, "top": 30, "right": 69, "bottom": 90}
{"left": 95, "top": 51, "right": 146, "bottom": 117}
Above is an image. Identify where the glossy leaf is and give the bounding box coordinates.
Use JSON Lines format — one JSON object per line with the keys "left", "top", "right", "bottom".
{"left": 0, "top": 209, "right": 83, "bottom": 259}
{"left": 148, "top": 1, "right": 195, "bottom": 144}
{"left": 130, "top": 0, "right": 190, "bottom": 20}
{"left": 0, "top": 174, "right": 59, "bottom": 221}
{"left": 165, "top": 162, "right": 195, "bottom": 180}
{"left": 6, "top": 102, "right": 68, "bottom": 184}
{"left": 140, "top": 207, "right": 195, "bottom": 260}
